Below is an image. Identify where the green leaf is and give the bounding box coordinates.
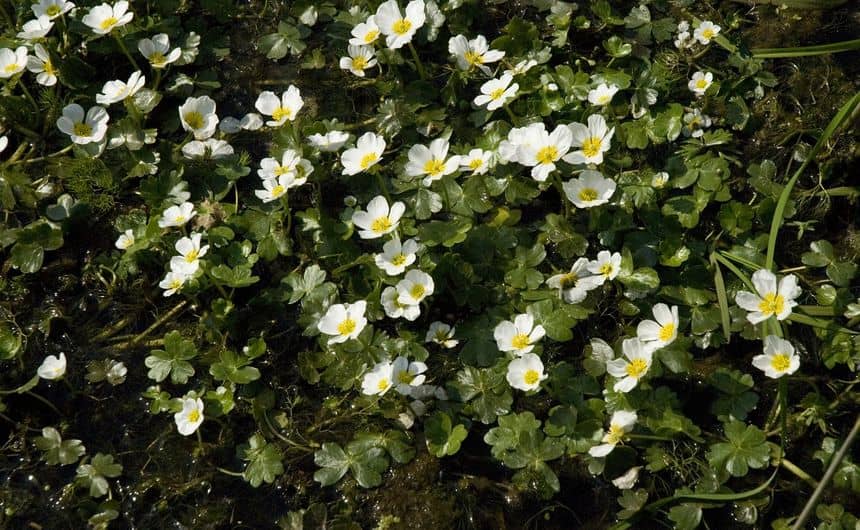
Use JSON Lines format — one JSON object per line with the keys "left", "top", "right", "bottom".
{"left": 243, "top": 434, "right": 284, "bottom": 487}
{"left": 313, "top": 442, "right": 349, "bottom": 486}
{"left": 448, "top": 365, "right": 513, "bottom": 424}
{"left": 35, "top": 427, "right": 86, "bottom": 465}
{"left": 707, "top": 421, "right": 770, "bottom": 477}
{"left": 75, "top": 453, "right": 122, "bottom": 498}
{"left": 209, "top": 264, "right": 260, "bottom": 288}
{"left": 9, "top": 243, "right": 45, "bottom": 273}
{"left": 346, "top": 445, "right": 388, "bottom": 488}
{"left": 209, "top": 349, "right": 261, "bottom": 384}
{"left": 0, "top": 321, "right": 22, "bottom": 360}
{"left": 668, "top": 504, "right": 703, "bottom": 530}
{"left": 709, "top": 369, "right": 759, "bottom": 421}
{"left": 424, "top": 412, "right": 468, "bottom": 457}
{"left": 144, "top": 331, "right": 197, "bottom": 384}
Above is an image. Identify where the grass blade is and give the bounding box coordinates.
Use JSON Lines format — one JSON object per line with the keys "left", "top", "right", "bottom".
{"left": 711, "top": 252, "right": 732, "bottom": 343}
{"left": 752, "top": 38, "right": 860, "bottom": 58}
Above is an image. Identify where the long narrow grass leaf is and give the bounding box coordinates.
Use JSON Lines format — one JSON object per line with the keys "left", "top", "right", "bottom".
{"left": 752, "top": 38, "right": 860, "bottom": 58}
{"left": 711, "top": 252, "right": 732, "bottom": 343}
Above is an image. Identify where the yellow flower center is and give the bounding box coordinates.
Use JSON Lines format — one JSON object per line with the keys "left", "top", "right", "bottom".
{"left": 597, "top": 94, "right": 611, "bottom": 104}
{"left": 423, "top": 158, "right": 446, "bottom": 176}
{"left": 337, "top": 318, "right": 356, "bottom": 336}
{"left": 578, "top": 188, "right": 598, "bottom": 202}
{"left": 73, "top": 122, "right": 93, "bottom": 137}
{"left": 187, "top": 409, "right": 201, "bottom": 423}
{"left": 392, "top": 18, "right": 412, "bottom": 35}
{"left": 149, "top": 52, "right": 167, "bottom": 66}
{"left": 409, "top": 283, "right": 426, "bottom": 300}
{"left": 351, "top": 55, "right": 368, "bottom": 71}
{"left": 606, "top": 424, "right": 625, "bottom": 445}
{"left": 364, "top": 29, "right": 379, "bottom": 43}
{"left": 536, "top": 146, "right": 558, "bottom": 165}
{"left": 464, "top": 50, "right": 483, "bottom": 65}
{"left": 183, "top": 111, "right": 204, "bottom": 130}
{"left": 397, "top": 371, "right": 414, "bottom": 384}
{"left": 489, "top": 88, "right": 505, "bottom": 100}
{"left": 43, "top": 60, "right": 56, "bottom": 76}
{"left": 599, "top": 263, "right": 614, "bottom": 276}
{"left": 100, "top": 16, "right": 118, "bottom": 30}
{"left": 391, "top": 253, "right": 407, "bottom": 266}
{"left": 184, "top": 249, "right": 199, "bottom": 263}
{"left": 625, "top": 358, "right": 648, "bottom": 379}
{"left": 359, "top": 152, "right": 378, "bottom": 169}
{"left": 758, "top": 293, "right": 785, "bottom": 316}
{"left": 3, "top": 63, "right": 19, "bottom": 74}
{"left": 169, "top": 279, "right": 183, "bottom": 290}
{"left": 468, "top": 158, "right": 483, "bottom": 170}
{"left": 559, "top": 272, "right": 578, "bottom": 290}
{"left": 174, "top": 215, "right": 186, "bottom": 224}
{"left": 658, "top": 322, "right": 675, "bottom": 342}
{"left": 523, "top": 369, "right": 540, "bottom": 386}
{"left": 702, "top": 28, "right": 715, "bottom": 39}
{"left": 46, "top": 5, "right": 61, "bottom": 16}
{"left": 274, "top": 165, "right": 290, "bottom": 176}
{"left": 771, "top": 353, "right": 791, "bottom": 372}
{"left": 271, "top": 184, "right": 286, "bottom": 197}
{"left": 371, "top": 216, "right": 392, "bottom": 233}
{"left": 695, "top": 79, "right": 709, "bottom": 90}
{"left": 377, "top": 378, "right": 390, "bottom": 391}
{"left": 582, "top": 137, "right": 602, "bottom": 158}
{"left": 271, "top": 106, "right": 292, "bottom": 122}
{"left": 511, "top": 333, "right": 530, "bottom": 350}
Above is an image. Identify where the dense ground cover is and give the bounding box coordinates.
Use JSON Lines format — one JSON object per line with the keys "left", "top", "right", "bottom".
{"left": 1, "top": 0, "right": 859, "bottom": 528}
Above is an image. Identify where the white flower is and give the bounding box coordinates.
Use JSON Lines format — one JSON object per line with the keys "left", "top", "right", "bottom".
{"left": 474, "top": 72, "right": 519, "bottom": 111}
{"left": 179, "top": 96, "right": 219, "bottom": 140}
{"left": 17, "top": 16, "right": 54, "bottom": 40}
{"left": 405, "top": 138, "right": 460, "bottom": 186}
{"left": 105, "top": 360, "right": 127, "bottom": 385}
{"left": 255, "top": 173, "right": 299, "bottom": 203}
{"left": 589, "top": 410, "right": 637, "bottom": 457}
{"left": 0, "top": 47, "right": 28, "bottom": 79}
{"left": 688, "top": 71, "right": 713, "bottom": 96}
{"left": 375, "top": 238, "right": 419, "bottom": 275}
{"left": 735, "top": 269, "right": 801, "bottom": 324}
{"left": 396, "top": 269, "right": 435, "bottom": 306}
{"left": 96, "top": 70, "right": 145, "bottom": 105}
{"left": 167, "top": 181, "right": 191, "bottom": 204}
{"left": 448, "top": 34, "right": 505, "bottom": 74}
{"left": 517, "top": 124, "right": 572, "bottom": 182}
{"left": 308, "top": 130, "right": 350, "bottom": 152}
{"left": 341, "top": 131, "right": 386, "bottom": 175}
{"left": 503, "top": 58, "right": 537, "bottom": 77}
{"left": 159, "top": 270, "right": 190, "bottom": 296}
{"left": 56, "top": 104, "right": 109, "bottom": 145}
{"left": 506, "top": 353, "right": 547, "bottom": 392}
{"left": 674, "top": 21, "right": 693, "bottom": 50}
{"left": 651, "top": 171, "right": 669, "bottom": 188}
{"left": 352, "top": 195, "right": 405, "bottom": 239}
{"left": 82, "top": 1, "right": 133, "bottom": 35}
{"left": 612, "top": 466, "right": 642, "bottom": 490}
{"left": 255, "top": 86, "right": 303, "bottom": 127}
{"left": 425, "top": 321, "right": 458, "bottom": 348}
{"left": 37, "top": 353, "right": 67, "bottom": 380}
{"left": 239, "top": 113, "right": 263, "bottom": 131}
{"left": 607, "top": 338, "right": 653, "bottom": 393}
{"left": 158, "top": 202, "right": 196, "bottom": 228}
{"left": 138, "top": 34, "right": 182, "bottom": 69}
{"left": 392, "top": 356, "right": 427, "bottom": 395}
{"left": 694, "top": 21, "right": 721, "bottom": 45}
{"left": 26, "top": 44, "right": 58, "bottom": 87}
{"left": 375, "top": 0, "right": 425, "bottom": 50}
{"left": 546, "top": 257, "right": 601, "bottom": 304}
{"left": 494, "top": 314, "right": 545, "bottom": 356}
{"left": 0, "top": 136, "right": 8, "bottom": 154}
{"left": 32, "top": 0, "right": 75, "bottom": 19}
{"left": 563, "top": 170, "right": 616, "bottom": 209}
{"left": 587, "top": 250, "right": 622, "bottom": 284}
{"left": 381, "top": 286, "right": 421, "bottom": 321}
{"left": 752, "top": 335, "right": 800, "bottom": 379}
{"left": 219, "top": 117, "right": 242, "bottom": 134}
{"left": 588, "top": 83, "right": 619, "bottom": 106}
{"left": 636, "top": 303, "right": 679, "bottom": 350}
{"left": 498, "top": 123, "right": 544, "bottom": 164}
{"left": 115, "top": 229, "right": 135, "bottom": 250}
{"left": 564, "top": 114, "right": 615, "bottom": 166}
{"left": 170, "top": 233, "right": 209, "bottom": 275}
{"left": 317, "top": 301, "right": 368, "bottom": 344}
{"left": 361, "top": 360, "right": 394, "bottom": 396}
{"left": 174, "top": 397, "right": 204, "bottom": 436}
{"left": 257, "top": 150, "right": 313, "bottom": 184}
{"left": 182, "top": 138, "right": 234, "bottom": 160}
{"left": 350, "top": 15, "right": 380, "bottom": 46}
{"left": 340, "top": 45, "right": 377, "bottom": 77}
{"left": 459, "top": 148, "right": 492, "bottom": 175}
{"left": 683, "top": 109, "right": 712, "bottom": 138}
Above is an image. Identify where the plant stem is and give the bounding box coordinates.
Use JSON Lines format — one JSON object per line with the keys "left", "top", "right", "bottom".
{"left": 114, "top": 33, "right": 141, "bottom": 71}
{"left": 17, "top": 78, "right": 40, "bottom": 113}
{"left": 130, "top": 300, "right": 188, "bottom": 346}
{"left": 503, "top": 104, "right": 520, "bottom": 126}
{"left": 372, "top": 167, "right": 391, "bottom": 202}
{"left": 407, "top": 42, "right": 427, "bottom": 80}
{"left": 8, "top": 144, "right": 74, "bottom": 166}
{"left": 780, "top": 458, "right": 818, "bottom": 488}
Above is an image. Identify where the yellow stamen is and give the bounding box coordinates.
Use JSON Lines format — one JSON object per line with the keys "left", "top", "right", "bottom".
{"left": 364, "top": 29, "right": 379, "bottom": 43}
{"left": 3, "top": 63, "right": 19, "bottom": 74}
{"left": 359, "top": 152, "right": 378, "bottom": 169}
{"left": 625, "top": 358, "right": 648, "bottom": 378}
{"left": 391, "top": 254, "right": 407, "bottom": 266}
{"left": 468, "top": 159, "right": 483, "bottom": 170}
{"left": 397, "top": 371, "right": 414, "bottom": 384}
{"left": 599, "top": 263, "right": 614, "bottom": 276}
{"left": 337, "top": 318, "right": 356, "bottom": 336}
{"left": 149, "top": 52, "right": 167, "bottom": 66}
{"left": 771, "top": 354, "right": 791, "bottom": 372}
{"left": 99, "top": 16, "right": 118, "bottom": 30}
{"left": 73, "top": 122, "right": 92, "bottom": 137}
{"left": 758, "top": 293, "right": 785, "bottom": 316}
{"left": 183, "top": 111, "right": 204, "bottom": 130}
{"left": 578, "top": 188, "right": 598, "bottom": 202}
{"left": 184, "top": 250, "right": 199, "bottom": 263}
{"left": 187, "top": 409, "right": 201, "bottom": 423}
{"left": 606, "top": 424, "right": 625, "bottom": 445}
{"left": 658, "top": 323, "right": 675, "bottom": 342}
{"left": 464, "top": 50, "right": 482, "bottom": 65}
{"left": 371, "top": 216, "right": 392, "bottom": 233}
{"left": 271, "top": 106, "right": 292, "bottom": 122}
{"left": 392, "top": 18, "right": 412, "bottom": 35}
{"left": 46, "top": 5, "right": 61, "bottom": 16}
{"left": 598, "top": 94, "right": 611, "bottom": 104}
{"left": 409, "top": 283, "right": 425, "bottom": 300}
{"left": 271, "top": 185, "right": 286, "bottom": 198}
{"left": 377, "top": 378, "right": 390, "bottom": 391}
{"left": 695, "top": 79, "right": 709, "bottom": 90}
{"left": 559, "top": 272, "right": 578, "bottom": 290}
{"left": 423, "top": 158, "right": 446, "bottom": 176}
{"left": 351, "top": 55, "right": 368, "bottom": 71}
{"left": 489, "top": 88, "right": 505, "bottom": 100}
{"left": 511, "top": 333, "right": 530, "bottom": 350}
{"left": 523, "top": 369, "right": 540, "bottom": 385}
{"left": 582, "top": 137, "right": 602, "bottom": 158}
{"left": 702, "top": 29, "right": 715, "bottom": 39}
{"left": 536, "top": 146, "right": 558, "bottom": 165}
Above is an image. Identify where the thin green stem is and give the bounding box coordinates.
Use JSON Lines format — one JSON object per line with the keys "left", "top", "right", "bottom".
{"left": 114, "top": 33, "right": 141, "bottom": 71}
{"left": 407, "top": 42, "right": 427, "bottom": 80}
{"left": 372, "top": 167, "right": 391, "bottom": 202}
{"left": 130, "top": 300, "right": 188, "bottom": 346}
{"left": 503, "top": 104, "right": 520, "bottom": 126}
{"left": 9, "top": 144, "right": 75, "bottom": 166}
{"left": 17, "top": 77, "right": 40, "bottom": 113}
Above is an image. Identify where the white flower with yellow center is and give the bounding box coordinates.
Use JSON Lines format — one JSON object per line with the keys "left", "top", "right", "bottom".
{"left": 587, "top": 250, "right": 621, "bottom": 285}
{"left": 317, "top": 301, "right": 368, "bottom": 345}
{"left": 459, "top": 148, "right": 492, "bottom": 175}
{"left": 636, "top": 303, "right": 679, "bottom": 351}
{"left": 0, "top": 47, "right": 28, "bottom": 79}
{"left": 158, "top": 202, "right": 196, "bottom": 228}
{"left": 258, "top": 149, "right": 313, "bottom": 185}
{"left": 683, "top": 109, "right": 712, "bottom": 138}
{"left": 361, "top": 360, "right": 394, "bottom": 396}
{"left": 16, "top": 16, "right": 54, "bottom": 40}
{"left": 381, "top": 286, "right": 421, "bottom": 321}
{"left": 115, "top": 229, "right": 135, "bottom": 250}
{"left": 255, "top": 174, "right": 296, "bottom": 203}
{"left": 425, "top": 321, "right": 458, "bottom": 348}
{"left": 735, "top": 269, "right": 800, "bottom": 324}
{"left": 563, "top": 170, "right": 616, "bottom": 209}
{"left": 589, "top": 410, "right": 637, "bottom": 457}
{"left": 174, "top": 397, "right": 204, "bottom": 436}
{"left": 607, "top": 338, "right": 653, "bottom": 393}
{"left": 138, "top": 34, "right": 182, "bottom": 69}
{"left": 26, "top": 44, "right": 58, "bottom": 87}
{"left": 182, "top": 138, "right": 234, "bottom": 160}
{"left": 341, "top": 131, "right": 386, "bottom": 175}
{"left": 474, "top": 72, "right": 519, "bottom": 111}
{"left": 170, "top": 233, "right": 209, "bottom": 275}
{"left": 340, "top": 45, "right": 377, "bottom": 77}
{"left": 564, "top": 114, "right": 615, "bottom": 166}
{"left": 396, "top": 269, "right": 434, "bottom": 306}
{"left": 350, "top": 15, "right": 380, "bottom": 46}
{"left": 392, "top": 356, "right": 428, "bottom": 395}
{"left": 503, "top": 58, "right": 537, "bottom": 77}
{"left": 405, "top": 138, "right": 461, "bottom": 186}
{"left": 32, "top": 0, "right": 75, "bottom": 20}
{"left": 37, "top": 352, "right": 67, "bottom": 380}
{"left": 517, "top": 124, "right": 572, "bottom": 182}
{"left": 352, "top": 195, "right": 405, "bottom": 239}
{"left": 159, "top": 270, "right": 190, "bottom": 297}
{"left": 96, "top": 70, "right": 145, "bottom": 105}
{"left": 494, "top": 314, "right": 545, "bottom": 356}
{"left": 498, "top": 123, "right": 544, "bottom": 164}
{"left": 178, "top": 96, "right": 219, "bottom": 140}
{"left": 588, "top": 83, "right": 619, "bottom": 106}
{"left": 753, "top": 335, "right": 800, "bottom": 379}
{"left": 255, "top": 86, "right": 303, "bottom": 127}
{"left": 308, "top": 130, "right": 350, "bottom": 152}
{"left": 694, "top": 21, "right": 721, "bottom": 45}
{"left": 674, "top": 21, "right": 693, "bottom": 50}
{"left": 448, "top": 34, "right": 505, "bottom": 75}
{"left": 651, "top": 171, "right": 669, "bottom": 188}
{"left": 375, "top": 0, "right": 425, "bottom": 50}
{"left": 688, "top": 71, "right": 713, "bottom": 96}
{"left": 506, "top": 353, "right": 547, "bottom": 392}
{"left": 546, "top": 257, "right": 601, "bottom": 304}
{"left": 82, "top": 1, "right": 133, "bottom": 35}
{"left": 375, "top": 238, "right": 419, "bottom": 276}
{"left": 56, "top": 104, "right": 109, "bottom": 145}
